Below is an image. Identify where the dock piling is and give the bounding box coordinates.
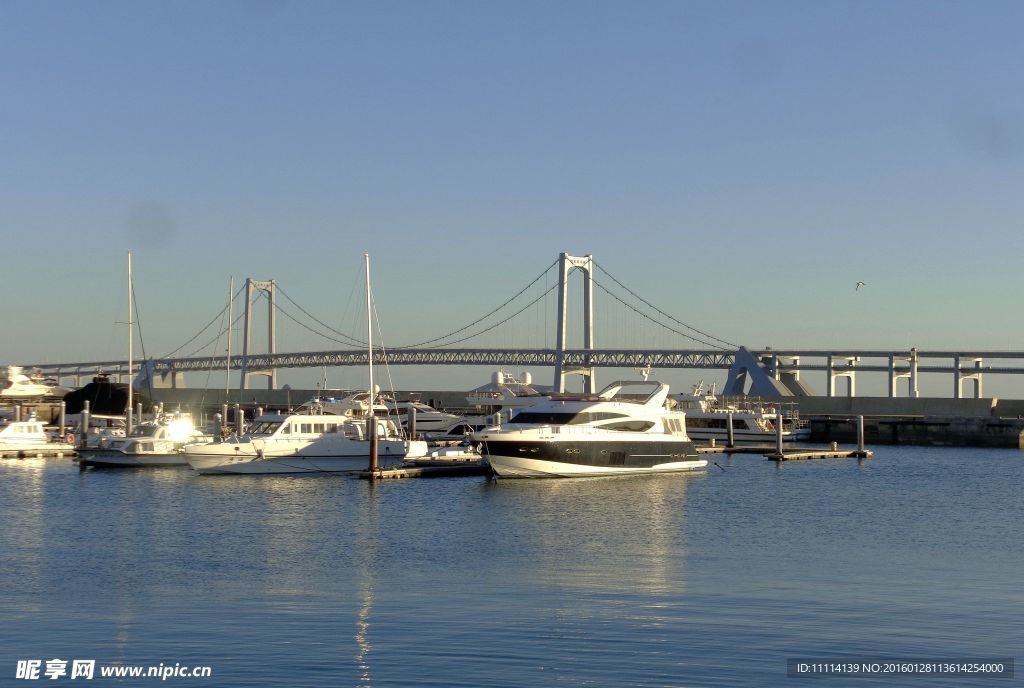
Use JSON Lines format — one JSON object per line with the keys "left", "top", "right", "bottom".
{"left": 775, "top": 412, "right": 783, "bottom": 455}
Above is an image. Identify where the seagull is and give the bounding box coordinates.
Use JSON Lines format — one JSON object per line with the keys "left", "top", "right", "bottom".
{"left": 855, "top": 281, "right": 866, "bottom": 291}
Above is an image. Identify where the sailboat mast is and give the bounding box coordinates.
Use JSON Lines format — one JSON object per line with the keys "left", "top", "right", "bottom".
{"left": 365, "top": 253, "right": 373, "bottom": 418}
{"left": 127, "top": 250, "right": 134, "bottom": 435}
{"left": 225, "top": 276, "right": 233, "bottom": 398}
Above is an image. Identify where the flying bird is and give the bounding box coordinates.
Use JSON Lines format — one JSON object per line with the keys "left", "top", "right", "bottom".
{"left": 855, "top": 281, "right": 866, "bottom": 291}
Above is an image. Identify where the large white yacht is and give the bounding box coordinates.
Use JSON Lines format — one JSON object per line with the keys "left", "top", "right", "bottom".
{"left": 475, "top": 380, "right": 706, "bottom": 478}
{"left": 0, "top": 366, "right": 71, "bottom": 399}
{"left": 182, "top": 412, "right": 429, "bottom": 475}
{"left": 669, "top": 382, "right": 811, "bottom": 443}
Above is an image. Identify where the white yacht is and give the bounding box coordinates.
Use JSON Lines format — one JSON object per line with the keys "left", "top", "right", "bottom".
{"left": 464, "top": 370, "right": 549, "bottom": 410}
{"left": 475, "top": 380, "right": 707, "bottom": 478}
{"left": 0, "top": 417, "right": 75, "bottom": 455}
{"left": 300, "top": 389, "right": 392, "bottom": 418}
{"left": 669, "top": 382, "right": 811, "bottom": 443}
{"left": 182, "top": 412, "right": 429, "bottom": 475}
{"left": 0, "top": 366, "right": 71, "bottom": 399}
{"left": 438, "top": 371, "right": 550, "bottom": 438}
{"left": 387, "top": 399, "right": 461, "bottom": 434}
{"left": 79, "top": 413, "right": 211, "bottom": 467}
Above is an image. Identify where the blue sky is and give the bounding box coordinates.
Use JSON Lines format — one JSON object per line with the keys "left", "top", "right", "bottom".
{"left": 2, "top": 1, "right": 1023, "bottom": 396}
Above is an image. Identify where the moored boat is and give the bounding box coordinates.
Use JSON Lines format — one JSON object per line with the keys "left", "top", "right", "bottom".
{"left": 79, "top": 413, "right": 211, "bottom": 467}
{"left": 0, "top": 417, "right": 75, "bottom": 457}
{"left": 182, "top": 412, "right": 427, "bottom": 475}
{"left": 669, "top": 381, "right": 811, "bottom": 443}
{"left": 475, "top": 380, "right": 706, "bottom": 478}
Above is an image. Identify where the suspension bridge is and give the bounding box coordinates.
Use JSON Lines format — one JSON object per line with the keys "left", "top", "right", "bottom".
{"left": 19, "top": 254, "right": 1024, "bottom": 399}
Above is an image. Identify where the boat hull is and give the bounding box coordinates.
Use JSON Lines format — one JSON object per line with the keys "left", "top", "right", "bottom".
{"left": 482, "top": 438, "right": 706, "bottom": 478}
{"left": 79, "top": 452, "right": 189, "bottom": 467}
{"left": 185, "top": 439, "right": 429, "bottom": 475}
{"left": 187, "top": 452, "right": 406, "bottom": 475}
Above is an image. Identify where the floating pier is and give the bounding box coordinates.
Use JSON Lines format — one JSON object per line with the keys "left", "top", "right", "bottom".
{"left": 766, "top": 448, "right": 872, "bottom": 461}
{"left": 0, "top": 447, "right": 75, "bottom": 459}
{"left": 358, "top": 462, "right": 490, "bottom": 480}
{"left": 697, "top": 414, "right": 872, "bottom": 461}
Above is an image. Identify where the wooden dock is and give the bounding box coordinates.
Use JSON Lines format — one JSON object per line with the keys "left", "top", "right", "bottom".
{"left": 766, "top": 449, "right": 872, "bottom": 461}
{"left": 357, "top": 460, "right": 491, "bottom": 480}
{"left": 0, "top": 447, "right": 76, "bottom": 459}
{"left": 696, "top": 444, "right": 872, "bottom": 461}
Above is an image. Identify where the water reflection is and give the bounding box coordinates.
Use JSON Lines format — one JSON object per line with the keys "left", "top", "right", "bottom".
{"left": 488, "top": 473, "right": 699, "bottom": 596}
{"left": 353, "top": 484, "right": 380, "bottom": 685}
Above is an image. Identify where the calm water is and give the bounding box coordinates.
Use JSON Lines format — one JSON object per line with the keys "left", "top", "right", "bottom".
{"left": 1, "top": 447, "right": 1020, "bottom": 687}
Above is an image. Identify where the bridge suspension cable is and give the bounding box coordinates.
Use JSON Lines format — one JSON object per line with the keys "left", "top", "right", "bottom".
{"left": 393, "top": 258, "right": 559, "bottom": 348}
{"left": 591, "top": 259, "right": 738, "bottom": 349}
{"left": 275, "top": 284, "right": 366, "bottom": 347}
{"left": 158, "top": 282, "right": 247, "bottom": 359}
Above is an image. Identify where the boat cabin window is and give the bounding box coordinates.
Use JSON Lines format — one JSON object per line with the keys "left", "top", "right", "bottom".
{"left": 603, "top": 420, "right": 656, "bottom": 432}
{"left": 511, "top": 411, "right": 628, "bottom": 425}
{"left": 248, "top": 421, "right": 282, "bottom": 435}
{"left": 663, "top": 418, "right": 685, "bottom": 435}
{"left": 131, "top": 425, "right": 160, "bottom": 438}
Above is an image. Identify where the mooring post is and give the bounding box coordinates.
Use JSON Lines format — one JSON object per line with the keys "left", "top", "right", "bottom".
{"left": 857, "top": 415, "right": 866, "bottom": 454}
{"left": 367, "top": 416, "right": 379, "bottom": 478}
{"left": 81, "top": 400, "right": 91, "bottom": 447}
{"left": 14, "top": 402, "right": 21, "bottom": 423}
{"left": 221, "top": 404, "right": 229, "bottom": 436}
{"left": 255, "top": 407, "right": 263, "bottom": 419}
{"left": 726, "top": 411, "right": 735, "bottom": 448}
{"left": 59, "top": 401, "right": 66, "bottom": 438}
{"left": 136, "top": 402, "right": 143, "bottom": 424}
{"left": 408, "top": 405, "right": 417, "bottom": 439}
{"left": 775, "top": 412, "right": 784, "bottom": 456}
{"left": 234, "top": 403, "right": 243, "bottom": 435}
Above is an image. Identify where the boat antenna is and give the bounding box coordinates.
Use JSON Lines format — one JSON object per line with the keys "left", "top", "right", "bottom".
{"left": 225, "top": 275, "right": 233, "bottom": 401}
{"left": 127, "top": 250, "right": 134, "bottom": 436}
{"left": 365, "top": 253, "right": 373, "bottom": 421}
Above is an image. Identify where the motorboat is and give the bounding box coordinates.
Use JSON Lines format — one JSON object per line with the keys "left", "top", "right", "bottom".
{"left": 0, "top": 366, "right": 71, "bottom": 399}
{"left": 182, "top": 412, "right": 428, "bottom": 475}
{"left": 0, "top": 416, "right": 75, "bottom": 455}
{"left": 475, "top": 380, "right": 707, "bottom": 478}
{"left": 436, "top": 371, "right": 550, "bottom": 439}
{"left": 386, "top": 399, "right": 461, "bottom": 434}
{"left": 668, "top": 381, "right": 811, "bottom": 443}
{"left": 78, "top": 413, "right": 212, "bottom": 467}
{"left": 70, "top": 414, "right": 127, "bottom": 453}
{"left": 300, "top": 389, "right": 392, "bottom": 419}
{"left": 464, "top": 370, "right": 549, "bottom": 411}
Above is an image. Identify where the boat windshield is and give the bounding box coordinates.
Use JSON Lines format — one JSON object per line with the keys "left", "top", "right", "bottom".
{"left": 247, "top": 421, "right": 283, "bottom": 435}
{"left": 130, "top": 425, "right": 160, "bottom": 438}
{"left": 511, "top": 411, "right": 628, "bottom": 425}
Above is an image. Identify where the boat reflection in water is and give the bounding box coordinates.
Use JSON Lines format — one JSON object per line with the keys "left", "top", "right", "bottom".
{"left": 486, "top": 472, "right": 697, "bottom": 597}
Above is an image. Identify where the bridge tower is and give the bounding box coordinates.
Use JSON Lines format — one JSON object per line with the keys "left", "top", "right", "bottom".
{"left": 240, "top": 279, "right": 277, "bottom": 390}
{"left": 553, "top": 253, "right": 596, "bottom": 394}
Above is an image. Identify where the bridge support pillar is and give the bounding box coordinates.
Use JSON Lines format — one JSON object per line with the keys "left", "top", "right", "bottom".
{"left": 240, "top": 279, "right": 278, "bottom": 390}
{"left": 954, "top": 355, "right": 983, "bottom": 399}
{"left": 827, "top": 354, "right": 858, "bottom": 397}
{"left": 553, "top": 253, "right": 596, "bottom": 394}
{"left": 887, "top": 350, "right": 919, "bottom": 397}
